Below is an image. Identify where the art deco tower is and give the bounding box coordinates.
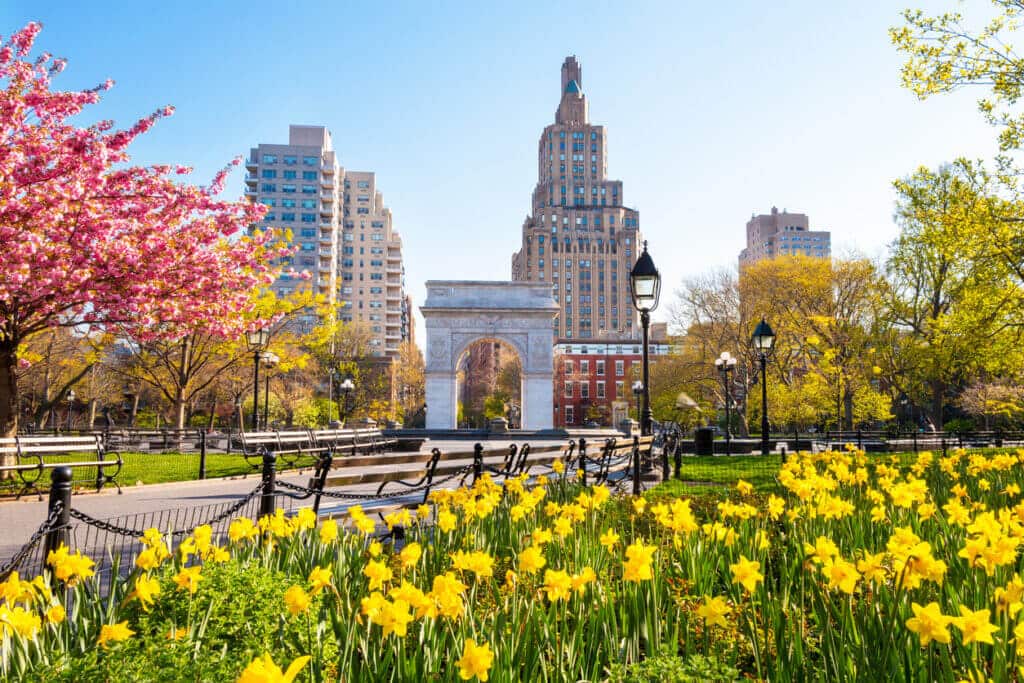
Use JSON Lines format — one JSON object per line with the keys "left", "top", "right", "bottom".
{"left": 511, "top": 56, "right": 642, "bottom": 341}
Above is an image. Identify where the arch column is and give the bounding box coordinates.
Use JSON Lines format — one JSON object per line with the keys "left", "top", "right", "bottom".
{"left": 421, "top": 281, "right": 558, "bottom": 430}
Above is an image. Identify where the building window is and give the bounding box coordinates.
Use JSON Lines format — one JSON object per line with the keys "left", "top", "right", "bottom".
{"left": 596, "top": 360, "right": 605, "bottom": 376}
{"left": 580, "top": 382, "right": 589, "bottom": 399}
{"left": 302, "top": 156, "right": 318, "bottom": 166}
{"left": 262, "top": 154, "right": 277, "bottom": 164}
{"left": 564, "top": 382, "right": 573, "bottom": 398}
{"left": 564, "top": 360, "right": 573, "bottom": 375}
{"left": 580, "top": 360, "right": 589, "bottom": 374}
{"left": 616, "top": 381, "right": 624, "bottom": 397}
{"left": 596, "top": 381, "right": 605, "bottom": 398}
{"left": 565, "top": 405, "right": 574, "bottom": 424}
{"left": 302, "top": 185, "right": 317, "bottom": 194}
{"left": 282, "top": 184, "right": 296, "bottom": 194}
{"left": 261, "top": 183, "right": 276, "bottom": 193}
{"left": 283, "top": 155, "right": 297, "bottom": 165}
{"left": 615, "top": 360, "right": 624, "bottom": 376}
{"left": 261, "top": 169, "right": 276, "bottom": 179}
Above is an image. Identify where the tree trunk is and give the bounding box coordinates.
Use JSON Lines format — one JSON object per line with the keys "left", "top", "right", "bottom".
{"left": 129, "top": 394, "right": 140, "bottom": 428}
{"left": 0, "top": 338, "right": 20, "bottom": 476}
{"left": 930, "top": 380, "right": 944, "bottom": 432}
{"left": 88, "top": 398, "right": 98, "bottom": 429}
{"left": 843, "top": 389, "right": 854, "bottom": 431}
{"left": 207, "top": 401, "right": 216, "bottom": 430}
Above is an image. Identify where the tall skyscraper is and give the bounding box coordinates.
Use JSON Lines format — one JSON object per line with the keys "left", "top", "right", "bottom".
{"left": 245, "top": 125, "right": 408, "bottom": 358}
{"left": 738, "top": 206, "right": 832, "bottom": 267}
{"left": 511, "top": 56, "right": 642, "bottom": 341}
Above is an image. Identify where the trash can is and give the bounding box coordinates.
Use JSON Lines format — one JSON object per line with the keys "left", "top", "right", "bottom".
{"left": 694, "top": 427, "right": 714, "bottom": 456}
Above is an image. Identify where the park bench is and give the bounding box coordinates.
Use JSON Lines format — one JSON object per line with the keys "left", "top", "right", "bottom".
{"left": 311, "top": 428, "right": 398, "bottom": 457}
{"left": 308, "top": 439, "right": 581, "bottom": 523}
{"left": 230, "top": 430, "right": 326, "bottom": 469}
{"left": 0, "top": 434, "right": 122, "bottom": 499}
{"left": 579, "top": 435, "right": 655, "bottom": 489}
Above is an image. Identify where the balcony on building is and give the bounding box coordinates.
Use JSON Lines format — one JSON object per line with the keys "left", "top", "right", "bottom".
{"left": 320, "top": 221, "right": 332, "bottom": 229}
{"left": 321, "top": 178, "right": 334, "bottom": 189}
{"left": 320, "top": 205, "right": 333, "bottom": 217}
{"left": 319, "top": 248, "right": 332, "bottom": 256}
{"left": 244, "top": 188, "right": 258, "bottom": 197}
{"left": 244, "top": 174, "right": 258, "bottom": 186}
{"left": 245, "top": 158, "right": 257, "bottom": 170}
{"left": 321, "top": 192, "right": 334, "bottom": 202}
{"left": 321, "top": 164, "right": 334, "bottom": 175}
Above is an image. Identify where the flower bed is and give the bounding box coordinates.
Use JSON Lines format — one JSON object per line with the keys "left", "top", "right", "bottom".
{"left": 2, "top": 448, "right": 1024, "bottom": 681}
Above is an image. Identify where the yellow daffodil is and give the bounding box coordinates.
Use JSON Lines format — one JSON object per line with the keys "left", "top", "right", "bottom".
{"left": 236, "top": 653, "right": 310, "bottom": 683}
{"left": 906, "top": 601, "right": 951, "bottom": 646}
{"left": 172, "top": 566, "right": 203, "bottom": 595}
{"left": 730, "top": 555, "right": 763, "bottom": 594}
{"left": 97, "top": 621, "right": 134, "bottom": 648}
{"left": 953, "top": 605, "right": 997, "bottom": 645}
{"left": 696, "top": 595, "right": 731, "bottom": 627}
{"left": 456, "top": 638, "right": 494, "bottom": 681}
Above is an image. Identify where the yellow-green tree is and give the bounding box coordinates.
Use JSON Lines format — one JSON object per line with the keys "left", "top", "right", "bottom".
{"left": 893, "top": 2, "right": 1024, "bottom": 152}
{"left": 739, "top": 255, "right": 889, "bottom": 430}
{"left": 883, "top": 161, "right": 1019, "bottom": 429}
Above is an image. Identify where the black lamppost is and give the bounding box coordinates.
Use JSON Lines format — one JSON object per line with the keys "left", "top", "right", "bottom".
{"left": 339, "top": 377, "right": 355, "bottom": 426}
{"left": 631, "top": 380, "right": 643, "bottom": 429}
{"left": 65, "top": 390, "right": 76, "bottom": 432}
{"left": 246, "top": 328, "right": 271, "bottom": 430}
{"left": 751, "top": 319, "right": 776, "bottom": 456}
{"left": 261, "top": 351, "right": 279, "bottom": 430}
{"left": 629, "top": 241, "right": 661, "bottom": 436}
{"left": 715, "top": 351, "right": 737, "bottom": 456}
{"left": 327, "top": 368, "right": 338, "bottom": 425}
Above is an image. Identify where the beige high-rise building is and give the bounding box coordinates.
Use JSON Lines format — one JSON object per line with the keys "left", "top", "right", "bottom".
{"left": 512, "top": 56, "right": 642, "bottom": 341}
{"left": 738, "top": 206, "right": 831, "bottom": 267}
{"left": 245, "top": 125, "right": 408, "bottom": 358}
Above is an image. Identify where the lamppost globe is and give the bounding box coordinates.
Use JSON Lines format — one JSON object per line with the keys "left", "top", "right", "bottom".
{"left": 714, "top": 352, "right": 737, "bottom": 457}
{"left": 629, "top": 241, "right": 661, "bottom": 437}
{"left": 339, "top": 378, "right": 355, "bottom": 425}
{"left": 66, "top": 390, "right": 76, "bottom": 431}
{"left": 751, "top": 319, "right": 776, "bottom": 457}
{"left": 245, "top": 327, "right": 271, "bottom": 431}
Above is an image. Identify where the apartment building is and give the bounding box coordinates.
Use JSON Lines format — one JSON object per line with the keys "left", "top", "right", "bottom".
{"left": 511, "top": 56, "right": 643, "bottom": 341}
{"left": 245, "top": 125, "right": 408, "bottom": 358}
{"left": 738, "top": 206, "right": 831, "bottom": 267}
{"left": 553, "top": 324, "right": 674, "bottom": 428}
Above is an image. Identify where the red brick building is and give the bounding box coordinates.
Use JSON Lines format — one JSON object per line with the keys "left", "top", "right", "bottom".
{"left": 553, "top": 326, "right": 674, "bottom": 428}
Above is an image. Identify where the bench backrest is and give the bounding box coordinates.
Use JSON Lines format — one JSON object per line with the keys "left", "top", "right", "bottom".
{"left": 0, "top": 435, "right": 103, "bottom": 456}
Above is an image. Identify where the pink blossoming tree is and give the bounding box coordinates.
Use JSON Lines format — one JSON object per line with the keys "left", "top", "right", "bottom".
{"left": 0, "top": 23, "right": 281, "bottom": 441}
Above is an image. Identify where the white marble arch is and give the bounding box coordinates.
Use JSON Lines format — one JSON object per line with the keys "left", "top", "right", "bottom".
{"left": 421, "top": 281, "right": 559, "bottom": 430}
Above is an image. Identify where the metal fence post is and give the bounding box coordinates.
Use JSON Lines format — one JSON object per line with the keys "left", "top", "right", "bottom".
{"left": 857, "top": 429, "right": 862, "bottom": 450}
{"left": 578, "top": 438, "right": 587, "bottom": 485}
{"left": 941, "top": 438, "right": 947, "bottom": 458}
{"left": 43, "top": 467, "right": 73, "bottom": 567}
{"left": 632, "top": 435, "right": 641, "bottom": 497}
{"left": 259, "top": 450, "right": 277, "bottom": 518}
{"left": 226, "top": 426, "right": 232, "bottom": 455}
{"left": 312, "top": 453, "right": 333, "bottom": 516}
{"left": 472, "top": 443, "right": 483, "bottom": 484}
{"left": 673, "top": 435, "right": 682, "bottom": 480}
{"left": 661, "top": 434, "right": 670, "bottom": 482}
{"left": 913, "top": 430, "right": 918, "bottom": 454}
{"left": 198, "top": 430, "right": 207, "bottom": 480}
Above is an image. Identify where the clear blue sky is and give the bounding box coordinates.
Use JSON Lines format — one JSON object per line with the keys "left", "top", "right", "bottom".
{"left": 3, "top": 1, "right": 998, "bottom": 345}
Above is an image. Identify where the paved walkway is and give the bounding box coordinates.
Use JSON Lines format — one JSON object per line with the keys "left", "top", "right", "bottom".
{"left": 0, "top": 440, "right": 559, "bottom": 561}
